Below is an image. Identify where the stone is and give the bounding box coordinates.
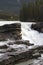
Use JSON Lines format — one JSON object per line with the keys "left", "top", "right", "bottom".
{"left": 0, "top": 23, "right": 22, "bottom": 40}
{"left": 31, "top": 22, "right": 43, "bottom": 33}
{"left": 14, "top": 40, "right": 34, "bottom": 46}
{"left": 0, "top": 45, "right": 8, "bottom": 49}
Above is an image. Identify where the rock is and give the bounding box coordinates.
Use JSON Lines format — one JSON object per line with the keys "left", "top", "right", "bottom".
{"left": 0, "top": 45, "right": 8, "bottom": 49}
{"left": 7, "top": 48, "right": 17, "bottom": 52}
{"left": 0, "top": 23, "right": 22, "bottom": 40}
{"left": 36, "top": 45, "right": 43, "bottom": 53}
{"left": 0, "top": 45, "right": 41, "bottom": 64}
{"left": 32, "top": 50, "right": 41, "bottom": 58}
{"left": 31, "top": 22, "right": 43, "bottom": 33}
{"left": 8, "top": 40, "right": 34, "bottom": 46}
{"left": 14, "top": 40, "right": 34, "bottom": 46}
{"left": 0, "top": 56, "right": 15, "bottom": 65}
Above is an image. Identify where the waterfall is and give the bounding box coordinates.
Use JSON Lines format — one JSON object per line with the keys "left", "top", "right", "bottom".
{"left": 21, "top": 22, "right": 43, "bottom": 45}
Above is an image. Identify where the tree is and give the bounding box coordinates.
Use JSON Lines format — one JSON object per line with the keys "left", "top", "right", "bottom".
{"left": 19, "top": 0, "right": 43, "bottom": 22}
{"left": 19, "top": 3, "right": 28, "bottom": 21}
{"left": 28, "top": 2, "right": 34, "bottom": 19}
{"left": 35, "top": 0, "right": 43, "bottom": 21}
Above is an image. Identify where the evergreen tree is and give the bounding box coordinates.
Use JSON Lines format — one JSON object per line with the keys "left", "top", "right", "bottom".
{"left": 19, "top": 3, "right": 28, "bottom": 21}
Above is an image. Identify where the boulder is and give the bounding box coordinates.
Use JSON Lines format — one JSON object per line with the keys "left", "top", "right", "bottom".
{"left": 0, "top": 23, "right": 22, "bottom": 40}
{"left": 31, "top": 22, "right": 43, "bottom": 33}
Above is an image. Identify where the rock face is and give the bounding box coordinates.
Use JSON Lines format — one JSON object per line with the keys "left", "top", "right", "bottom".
{"left": 0, "top": 45, "right": 8, "bottom": 49}
{"left": 0, "top": 22, "right": 41, "bottom": 65}
{"left": 12, "top": 40, "right": 34, "bottom": 46}
{"left": 0, "top": 43, "right": 41, "bottom": 65}
{"left": 0, "top": 23, "right": 22, "bottom": 40}
{"left": 31, "top": 22, "right": 43, "bottom": 33}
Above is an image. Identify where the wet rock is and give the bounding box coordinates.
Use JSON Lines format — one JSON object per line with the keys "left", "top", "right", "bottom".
{"left": 31, "top": 22, "right": 43, "bottom": 33}
{"left": 8, "top": 40, "right": 34, "bottom": 46}
{"left": 0, "top": 45, "right": 8, "bottom": 49}
{"left": 0, "top": 45, "right": 41, "bottom": 64}
{"left": 36, "top": 45, "right": 43, "bottom": 53}
{"left": 14, "top": 40, "right": 34, "bottom": 46}
{"left": 32, "top": 51, "right": 41, "bottom": 58}
{"left": 8, "top": 42, "right": 14, "bottom": 45}
{"left": 0, "top": 23, "right": 22, "bottom": 40}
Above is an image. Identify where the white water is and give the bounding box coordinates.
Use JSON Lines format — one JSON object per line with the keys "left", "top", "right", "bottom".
{"left": 0, "top": 21, "right": 43, "bottom": 65}
{"left": 16, "top": 22, "right": 43, "bottom": 65}
{"left": 21, "top": 23, "right": 43, "bottom": 45}
{"left": 0, "top": 22, "right": 43, "bottom": 46}
{"left": 0, "top": 21, "right": 43, "bottom": 46}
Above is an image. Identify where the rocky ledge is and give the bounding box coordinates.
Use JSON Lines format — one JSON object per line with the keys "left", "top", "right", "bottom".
{"left": 0, "top": 23, "right": 22, "bottom": 40}
{"left": 0, "top": 40, "right": 41, "bottom": 65}
{"left": 31, "top": 22, "right": 43, "bottom": 33}
{"left": 8, "top": 40, "right": 34, "bottom": 46}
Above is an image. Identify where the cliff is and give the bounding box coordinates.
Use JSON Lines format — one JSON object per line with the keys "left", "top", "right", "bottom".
{"left": 0, "top": 23, "right": 22, "bottom": 40}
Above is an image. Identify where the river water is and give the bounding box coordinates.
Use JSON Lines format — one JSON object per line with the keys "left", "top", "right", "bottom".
{"left": 21, "top": 23, "right": 43, "bottom": 45}
{"left": 16, "top": 22, "right": 43, "bottom": 65}
{"left": 0, "top": 21, "right": 43, "bottom": 65}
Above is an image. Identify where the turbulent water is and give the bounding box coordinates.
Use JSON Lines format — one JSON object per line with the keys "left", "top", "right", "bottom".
{"left": 16, "top": 23, "right": 43, "bottom": 65}
{"left": 0, "top": 21, "right": 43, "bottom": 65}
{"left": 0, "top": 21, "right": 43, "bottom": 45}
{"left": 21, "top": 23, "right": 43, "bottom": 45}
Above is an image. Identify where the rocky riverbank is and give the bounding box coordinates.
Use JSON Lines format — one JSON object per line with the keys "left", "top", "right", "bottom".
{"left": 31, "top": 22, "right": 43, "bottom": 33}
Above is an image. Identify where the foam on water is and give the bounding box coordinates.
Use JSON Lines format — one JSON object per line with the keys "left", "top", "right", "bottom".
{"left": 21, "top": 23, "right": 43, "bottom": 45}
{"left": 0, "top": 21, "right": 20, "bottom": 26}
{"left": 0, "top": 21, "right": 43, "bottom": 46}
{"left": 0, "top": 22, "right": 43, "bottom": 65}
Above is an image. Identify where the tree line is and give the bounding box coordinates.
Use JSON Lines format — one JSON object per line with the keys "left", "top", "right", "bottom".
{"left": 19, "top": 0, "right": 43, "bottom": 22}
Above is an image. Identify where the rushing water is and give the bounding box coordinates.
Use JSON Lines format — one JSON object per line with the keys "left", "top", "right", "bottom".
{"left": 0, "top": 21, "right": 43, "bottom": 45}
{"left": 0, "top": 22, "right": 43, "bottom": 45}
{"left": 0, "top": 21, "right": 43, "bottom": 65}
{"left": 15, "top": 54, "right": 43, "bottom": 65}
{"left": 21, "top": 23, "right": 43, "bottom": 45}
{"left": 15, "top": 22, "right": 43, "bottom": 65}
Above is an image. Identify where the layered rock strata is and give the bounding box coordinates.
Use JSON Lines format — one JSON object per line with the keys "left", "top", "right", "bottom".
{"left": 0, "top": 41, "right": 41, "bottom": 65}
{"left": 0, "top": 23, "right": 21, "bottom": 40}
{"left": 31, "top": 22, "right": 43, "bottom": 33}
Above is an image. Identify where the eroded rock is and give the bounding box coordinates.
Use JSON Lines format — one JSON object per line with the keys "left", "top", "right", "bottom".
{"left": 31, "top": 22, "right": 43, "bottom": 33}
{"left": 0, "top": 23, "right": 22, "bottom": 40}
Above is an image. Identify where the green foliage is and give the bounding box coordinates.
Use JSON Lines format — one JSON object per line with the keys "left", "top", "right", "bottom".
{"left": 19, "top": 0, "right": 43, "bottom": 22}
{"left": 19, "top": 3, "right": 28, "bottom": 21}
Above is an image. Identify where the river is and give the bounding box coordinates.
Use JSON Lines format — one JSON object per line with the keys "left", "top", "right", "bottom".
{"left": 21, "top": 22, "right": 43, "bottom": 45}
{"left": 0, "top": 21, "right": 43, "bottom": 65}
{"left": 16, "top": 22, "right": 43, "bottom": 65}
